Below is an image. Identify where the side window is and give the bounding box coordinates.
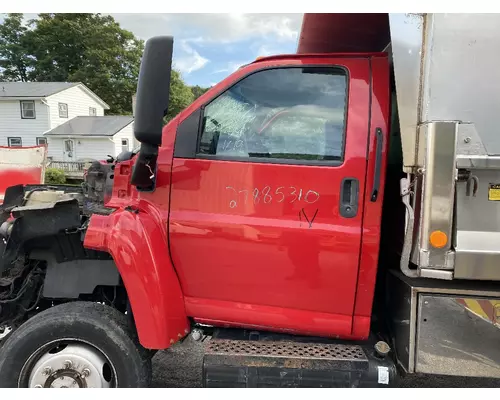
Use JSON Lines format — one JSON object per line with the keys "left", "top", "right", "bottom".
{"left": 197, "top": 67, "right": 347, "bottom": 163}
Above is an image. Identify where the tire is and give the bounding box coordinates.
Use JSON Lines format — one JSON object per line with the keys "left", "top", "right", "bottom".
{"left": 0, "top": 301, "right": 152, "bottom": 388}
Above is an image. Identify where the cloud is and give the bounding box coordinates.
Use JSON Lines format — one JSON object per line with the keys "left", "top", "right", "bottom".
{"left": 256, "top": 44, "right": 290, "bottom": 57}
{"left": 4, "top": 13, "right": 303, "bottom": 46}
{"left": 108, "top": 14, "right": 302, "bottom": 79}
{"left": 110, "top": 13, "right": 303, "bottom": 44}
{"left": 256, "top": 45, "right": 274, "bottom": 57}
{"left": 210, "top": 36, "right": 299, "bottom": 81}
{"left": 173, "top": 40, "right": 209, "bottom": 75}
{"left": 212, "top": 60, "right": 252, "bottom": 75}
{"left": 190, "top": 13, "right": 300, "bottom": 42}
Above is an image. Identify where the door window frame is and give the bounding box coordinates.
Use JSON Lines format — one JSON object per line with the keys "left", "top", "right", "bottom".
{"left": 173, "top": 65, "right": 350, "bottom": 167}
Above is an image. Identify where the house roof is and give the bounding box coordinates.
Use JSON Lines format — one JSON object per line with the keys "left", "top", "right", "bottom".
{"left": 44, "top": 116, "right": 134, "bottom": 137}
{"left": 0, "top": 82, "right": 110, "bottom": 109}
{"left": 0, "top": 82, "right": 79, "bottom": 97}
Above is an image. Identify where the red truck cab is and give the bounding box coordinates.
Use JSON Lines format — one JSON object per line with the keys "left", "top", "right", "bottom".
{"left": 85, "top": 49, "right": 390, "bottom": 349}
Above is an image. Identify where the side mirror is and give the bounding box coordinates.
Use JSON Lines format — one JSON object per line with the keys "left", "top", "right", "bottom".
{"left": 116, "top": 150, "right": 134, "bottom": 163}
{"left": 131, "top": 35, "right": 174, "bottom": 189}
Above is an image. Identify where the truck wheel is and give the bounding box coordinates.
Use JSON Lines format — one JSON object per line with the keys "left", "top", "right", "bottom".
{"left": 0, "top": 301, "right": 152, "bottom": 388}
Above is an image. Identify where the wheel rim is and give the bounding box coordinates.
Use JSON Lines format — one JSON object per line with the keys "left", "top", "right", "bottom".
{"left": 20, "top": 340, "right": 117, "bottom": 388}
{"left": 0, "top": 326, "right": 12, "bottom": 340}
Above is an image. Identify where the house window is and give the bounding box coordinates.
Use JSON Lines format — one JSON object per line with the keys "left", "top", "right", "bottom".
{"left": 8, "top": 137, "right": 22, "bottom": 147}
{"left": 20, "top": 101, "right": 35, "bottom": 119}
{"left": 89, "top": 107, "right": 97, "bottom": 116}
{"left": 121, "top": 138, "right": 129, "bottom": 151}
{"left": 36, "top": 137, "right": 47, "bottom": 145}
{"left": 59, "top": 103, "right": 68, "bottom": 118}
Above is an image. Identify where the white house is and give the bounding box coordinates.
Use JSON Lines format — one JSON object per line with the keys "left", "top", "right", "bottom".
{"left": 0, "top": 82, "right": 136, "bottom": 162}
{"left": 44, "top": 116, "right": 134, "bottom": 161}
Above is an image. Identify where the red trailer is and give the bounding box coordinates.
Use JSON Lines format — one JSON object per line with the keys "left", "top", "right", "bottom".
{"left": 0, "top": 145, "right": 47, "bottom": 204}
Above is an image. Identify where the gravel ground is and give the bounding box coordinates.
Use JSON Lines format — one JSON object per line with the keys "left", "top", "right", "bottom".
{"left": 151, "top": 337, "right": 500, "bottom": 388}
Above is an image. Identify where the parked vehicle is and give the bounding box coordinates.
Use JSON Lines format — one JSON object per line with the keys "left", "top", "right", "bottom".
{"left": 1, "top": 13, "right": 500, "bottom": 388}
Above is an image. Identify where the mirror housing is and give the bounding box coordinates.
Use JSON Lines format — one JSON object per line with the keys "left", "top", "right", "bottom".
{"left": 133, "top": 35, "right": 173, "bottom": 146}
{"left": 131, "top": 36, "right": 173, "bottom": 189}
{"left": 116, "top": 150, "right": 134, "bottom": 163}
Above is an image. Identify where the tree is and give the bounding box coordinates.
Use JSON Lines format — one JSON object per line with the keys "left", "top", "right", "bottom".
{"left": 0, "top": 14, "right": 30, "bottom": 81}
{"left": 0, "top": 13, "right": 199, "bottom": 119}
{"left": 0, "top": 13, "right": 144, "bottom": 115}
{"left": 164, "top": 69, "right": 195, "bottom": 123}
{"left": 191, "top": 85, "right": 209, "bottom": 100}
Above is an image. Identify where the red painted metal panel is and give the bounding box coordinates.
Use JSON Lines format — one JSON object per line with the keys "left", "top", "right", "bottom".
{"left": 83, "top": 117, "right": 188, "bottom": 349}
{"left": 0, "top": 145, "right": 47, "bottom": 203}
{"left": 83, "top": 201, "right": 189, "bottom": 349}
{"left": 352, "top": 56, "right": 391, "bottom": 337}
{"left": 84, "top": 51, "right": 389, "bottom": 347}
{"left": 297, "top": 14, "right": 390, "bottom": 54}
{"left": 186, "top": 297, "right": 352, "bottom": 338}
{"left": 168, "top": 56, "right": 372, "bottom": 339}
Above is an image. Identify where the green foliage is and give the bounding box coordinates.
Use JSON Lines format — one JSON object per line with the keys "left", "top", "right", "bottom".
{"left": 191, "top": 85, "right": 209, "bottom": 100}
{"left": 45, "top": 168, "right": 66, "bottom": 184}
{"left": 0, "top": 13, "right": 144, "bottom": 115}
{"left": 0, "top": 13, "right": 30, "bottom": 81}
{"left": 163, "top": 69, "right": 195, "bottom": 124}
{"left": 0, "top": 13, "right": 209, "bottom": 122}
{"left": 163, "top": 77, "right": 210, "bottom": 124}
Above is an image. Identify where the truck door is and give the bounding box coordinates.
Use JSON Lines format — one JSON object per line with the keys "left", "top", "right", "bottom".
{"left": 169, "top": 57, "right": 372, "bottom": 337}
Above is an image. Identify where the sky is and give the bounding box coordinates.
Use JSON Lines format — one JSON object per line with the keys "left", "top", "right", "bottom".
{"left": 112, "top": 14, "right": 304, "bottom": 87}
{"left": 2, "top": 13, "right": 304, "bottom": 88}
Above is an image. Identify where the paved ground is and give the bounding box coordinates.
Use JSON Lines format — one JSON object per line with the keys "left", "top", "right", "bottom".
{"left": 151, "top": 337, "right": 500, "bottom": 388}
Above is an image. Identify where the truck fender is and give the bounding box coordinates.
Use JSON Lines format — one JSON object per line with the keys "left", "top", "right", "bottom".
{"left": 83, "top": 206, "right": 189, "bottom": 349}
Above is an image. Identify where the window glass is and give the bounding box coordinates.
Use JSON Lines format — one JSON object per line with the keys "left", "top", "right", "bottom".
{"left": 59, "top": 103, "right": 68, "bottom": 118}
{"left": 8, "top": 137, "right": 22, "bottom": 147}
{"left": 198, "top": 67, "right": 347, "bottom": 162}
{"left": 64, "top": 139, "right": 73, "bottom": 152}
{"left": 36, "top": 137, "right": 47, "bottom": 145}
{"left": 21, "top": 101, "right": 35, "bottom": 119}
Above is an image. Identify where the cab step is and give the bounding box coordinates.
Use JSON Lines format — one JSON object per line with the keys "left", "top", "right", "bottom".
{"left": 202, "top": 338, "right": 398, "bottom": 388}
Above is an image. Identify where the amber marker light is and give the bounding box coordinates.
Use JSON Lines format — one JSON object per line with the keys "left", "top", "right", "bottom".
{"left": 430, "top": 230, "right": 448, "bottom": 248}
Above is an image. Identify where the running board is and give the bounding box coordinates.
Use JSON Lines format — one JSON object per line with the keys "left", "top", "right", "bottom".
{"left": 202, "top": 338, "right": 398, "bottom": 388}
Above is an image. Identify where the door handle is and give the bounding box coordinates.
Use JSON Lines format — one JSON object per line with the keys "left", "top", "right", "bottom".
{"left": 339, "top": 177, "right": 359, "bottom": 218}
{"left": 370, "top": 128, "right": 383, "bottom": 202}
